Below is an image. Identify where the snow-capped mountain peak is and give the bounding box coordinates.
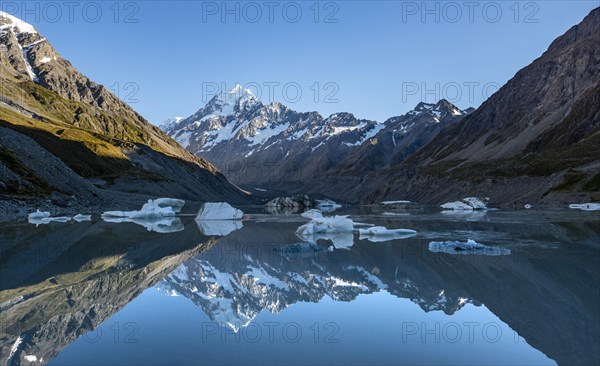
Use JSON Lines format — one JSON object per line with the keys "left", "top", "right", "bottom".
{"left": 159, "top": 117, "right": 184, "bottom": 131}
{"left": 0, "top": 11, "right": 37, "bottom": 35}
{"left": 407, "top": 99, "right": 466, "bottom": 122}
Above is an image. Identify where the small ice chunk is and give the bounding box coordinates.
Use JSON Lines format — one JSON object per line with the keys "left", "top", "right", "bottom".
{"left": 73, "top": 214, "right": 92, "bottom": 222}
{"left": 102, "top": 216, "right": 184, "bottom": 233}
{"left": 28, "top": 210, "right": 50, "bottom": 220}
{"left": 524, "top": 204, "right": 533, "bottom": 209}
{"left": 441, "top": 197, "right": 488, "bottom": 211}
{"left": 316, "top": 199, "right": 342, "bottom": 212}
{"left": 296, "top": 214, "right": 354, "bottom": 235}
{"left": 358, "top": 226, "right": 417, "bottom": 236}
{"left": 297, "top": 231, "right": 354, "bottom": 250}
{"left": 358, "top": 226, "right": 417, "bottom": 242}
{"left": 569, "top": 203, "right": 600, "bottom": 211}
{"left": 102, "top": 199, "right": 178, "bottom": 220}
{"left": 24, "top": 355, "right": 38, "bottom": 362}
{"left": 196, "top": 202, "right": 243, "bottom": 220}
{"left": 428, "top": 239, "right": 511, "bottom": 256}
{"left": 196, "top": 219, "right": 243, "bottom": 236}
{"left": 28, "top": 216, "right": 71, "bottom": 225}
{"left": 381, "top": 200, "right": 412, "bottom": 205}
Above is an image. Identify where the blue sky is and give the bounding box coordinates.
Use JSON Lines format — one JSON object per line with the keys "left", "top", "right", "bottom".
{"left": 3, "top": 1, "right": 599, "bottom": 124}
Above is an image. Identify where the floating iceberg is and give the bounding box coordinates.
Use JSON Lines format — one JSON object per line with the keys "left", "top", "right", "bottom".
{"left": 102, "top": 198, "right": 182, "bottom": 220}
{"left": 381, "top": 200, "right": 412, "bottom": 205}
{"left": 358, "top": 226, "right": 417, "bottom": 242}
{"left": 524, "top": 204, "right": 533, "bottom": 210}
{"left": 569, "top": 203, "right": 600, "bottom": 211}
{"left": 297, "top": 231, "right": 355, "bottom": 250}
{"left": 196, "top": 202, "right": 243, "bottom": 220}
{"left": 316, "top": 199, "right": 342, "bottom": 213}
{"left": 441, "top": 197, "right": 488, "bottom": 211}
{"left": 358, "top": 226, "right": 417, "bottom": 236}
{"left": 296, "top": 210, "right": 354, "bottom": 236}
{"left": 28, "top": 210, "right": 51, "bottom": 220}
{"left": 28, "top": 216, "right": 71, "bottom": 226}
{"left": 73, "top": 214, "right": 92, "bottom": 222}
{"left": 428, "top": 239, "right": 511, "bottom": 256}
{"left": 196, "top": 219, "right": 243, "bottom": 236}
{"left": 102, "top": 216, "right": 184, "bottom": 233}
{"left": 296, "top": 209, "right": 355, "bottom": 249}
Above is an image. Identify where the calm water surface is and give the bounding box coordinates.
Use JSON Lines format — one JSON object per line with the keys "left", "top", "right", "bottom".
{"left": 1, "top": 207, "right": 599, "bottom": 365}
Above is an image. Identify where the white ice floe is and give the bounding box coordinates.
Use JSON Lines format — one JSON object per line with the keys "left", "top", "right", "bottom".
{"left": 73, "top": 214, "right": 92, "bottom": 222}
{"left": 296, "top": 209, "right": 356, "bottom": 249}
{"left": 358, "top": 226, "right": 417, "bottom": 236}
{"left": 196, "top": 219, "right": 243, "bottom": 236}
{"left": 381, "top": 200, "right": 412, "bottom": 205}
{"left": 28, "top": 216, "right": 71, "bottom": 226}
{"left": 103, "top": 216, "right": 184, "bottom": 233}
{"left": 297, "top": 231, "right": 355, "bottom": 250}
{"left": 441, "top": 197, "right": 488, "bottom": 211}
{"left": 428, "top": 239, "right": 511, "bottom": 256}
{"left": 569, "top": 203, "right": 600, "bottom": 211}
{"left": 196, "top": 202, "right": 243, "bottom": 220}
{"left": 102, "top": 198, "right": 183, "bottom": 220}
{"left": 524, "top": 204, "right": 533, "bottom": 209}
{"left": 296, "top": 210, "right": 354, "bottom": 235}
{"left": 358, "top": 226, "right": 417, "bottom": 242}
{"left": 28, "top": 210, "right": 50, "bottom": 220}
{"left": 316, "top": 199, "right": 342, "bottom": 212}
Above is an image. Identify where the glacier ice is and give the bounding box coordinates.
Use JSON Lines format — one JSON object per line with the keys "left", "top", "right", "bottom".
{"left": 358, "top": 226, "right": 417, "bottom": 242}
{"left": 296, "top": 209, "right": 354, "bottom": 236}
{"left": 102, "top": 216, "right": 184, "bottom": 233}
{"left": 569, "top": 203, "right": 600, "bottom": 211}
{"left": 28, "top": 216, "right": 71, "bottom": 226}
{"left": 196, "top": 202, "right": 244, "bottom": 220}
{"left": 297, "top": 231, "right": 355, "bottom": 250}
{"left": 196, "top": 219, "right": 243, "bottom": 236}
{"left": 428, "top": 239, "right": 511, "bottom": 256}
{"left": 316, "top": 199, "right": 342, "bottom": 212}
{"left": 441, "top": 197, "right": 488, "bottom": 211}
{"left": 28, "top": 210, "right": 50, "bottom": 220}
{"left": 73, "top": 214, "right": 92, "bottom": 222}
{"left": 296, "top": 209, "right": 355, "bottom": 249}
{"left": 102, "top": 198, "right": 183, "bottom": 220}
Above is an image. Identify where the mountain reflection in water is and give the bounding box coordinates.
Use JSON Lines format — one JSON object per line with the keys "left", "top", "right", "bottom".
{"left": 1, "top": 210, "right": 598, "bottom": 366}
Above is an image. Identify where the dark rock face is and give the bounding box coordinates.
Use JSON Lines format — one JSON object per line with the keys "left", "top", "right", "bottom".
{"left": 0, "top": 12, "right": 251, "bottom": 206}
{"left": 368, "top": 8, "right": 600, "bottom": 206}
{"left": 162, "top": 87, "right": 469, "bottom": 201}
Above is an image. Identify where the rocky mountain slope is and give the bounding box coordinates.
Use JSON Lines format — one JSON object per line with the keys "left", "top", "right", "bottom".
{"left": 366, "top": 7, "right": 600, "bottom": 206}
{"left": 0, "top": 12, "right": 250, "bottom": 208}
{"left": 161, "top": 87, "right": 470, "bottom": 195}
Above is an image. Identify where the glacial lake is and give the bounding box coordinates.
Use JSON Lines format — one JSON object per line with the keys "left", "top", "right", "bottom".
{"left": 1, "top": 207, "right": 599, "bottom": 365}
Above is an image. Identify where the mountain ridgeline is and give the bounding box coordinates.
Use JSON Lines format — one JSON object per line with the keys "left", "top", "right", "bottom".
{"left": 163, "top": 7, "right": 600, "bottom": 206}
{"left": 0, "top": 12, "right": 250, "bottom": 207}
{"left": 161, "top": 87, "right": 471, "bottom": 197}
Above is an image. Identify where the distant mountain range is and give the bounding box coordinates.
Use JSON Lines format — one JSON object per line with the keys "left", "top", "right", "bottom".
{"left": 163, "top": 7, "right": 600, "bottom": 206}
{"left": 0, "top": 11, "right": 250, "bottom": 209}
{"left": 161, "top": 87, "right": 471, "bottom": 196}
